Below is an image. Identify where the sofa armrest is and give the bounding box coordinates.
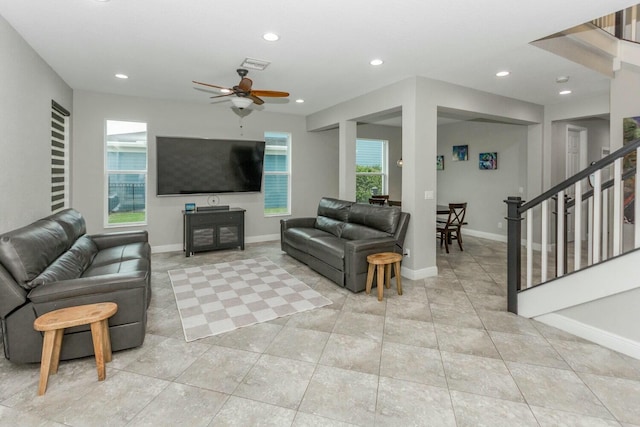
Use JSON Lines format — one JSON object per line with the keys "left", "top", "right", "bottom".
{"left": 280, "top": 217, "right": 316, "bottom": 230}
{"left": 0, "top": 264, "right": 27, "bottom": 318}
{"left": 90, "top": 230, "right": 149, "bottom": 250}
{"left": 27, "top": 271, "right": 147, "bottom": 303}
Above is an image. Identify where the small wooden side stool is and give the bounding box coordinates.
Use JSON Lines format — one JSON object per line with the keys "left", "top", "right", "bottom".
{"left": 33, "top": 302, "right": 118, "bottom": 396}
{"left": 365, "top": 252, "right": 403, "bottom": 301}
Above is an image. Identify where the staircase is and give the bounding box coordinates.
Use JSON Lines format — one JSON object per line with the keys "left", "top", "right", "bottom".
{"left": 505, "top": 139, "right": 640, "bottom": 357}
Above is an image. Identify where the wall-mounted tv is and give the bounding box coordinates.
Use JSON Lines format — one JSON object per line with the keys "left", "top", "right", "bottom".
{"left": 156, "top": 136, "right": 265, "bottom": 196}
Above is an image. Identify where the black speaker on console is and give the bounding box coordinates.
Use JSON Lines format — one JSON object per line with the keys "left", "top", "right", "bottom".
{"left": 197, "top": 205, "right": 230, "bottom": 212}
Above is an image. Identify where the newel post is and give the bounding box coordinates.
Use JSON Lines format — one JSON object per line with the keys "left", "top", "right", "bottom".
{"left": 504, "top": 196, "right": 524, "bottom": 314}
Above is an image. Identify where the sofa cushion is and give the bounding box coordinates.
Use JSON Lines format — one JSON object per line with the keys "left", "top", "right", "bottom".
{"left": 307, "top": 236, "right": 345, "bottom": 270}
{"left": 0, "top": 219, "right": 68, "bottom": 288}
{"left": 314, "top": 216, "right": 345, "bottom": 237}
{"left": 47, "top": 209, "right": 86, "bottom": 249}
{"left": 82, "top": 258, "right": 149, "bottom": 277}
{"left": 28, "top": 236, "right": 98, "bottom": 288}
{"left": 341, "top": 223, "right": 391, "bottom": 240}
{"left": 89, "top": 242, "right": 150, "bottom": 268}
{"left": 348, "top": 203, "right": 401, "bottom": 234}
{"left": 283, "top": 227, "right": 331, "bottom": 252}
{"left": 317, "top": 197, "right": 353, "bottom": 222}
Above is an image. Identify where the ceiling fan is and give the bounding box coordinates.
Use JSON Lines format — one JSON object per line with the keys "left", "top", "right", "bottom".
{"left": 193, "top": 69, "right": 289, "bottom": 108}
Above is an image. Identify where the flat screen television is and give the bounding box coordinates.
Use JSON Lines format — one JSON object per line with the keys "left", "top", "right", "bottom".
{"left": 156, "top": 136, "right": 265, "bottom": 196}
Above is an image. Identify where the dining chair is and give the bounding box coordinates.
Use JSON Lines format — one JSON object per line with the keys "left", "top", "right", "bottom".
{"left": 369, "top": 198, "right": 386, "bottom": 205}
{"left": 436, "top": 202, "right": 467, "bottom": 253}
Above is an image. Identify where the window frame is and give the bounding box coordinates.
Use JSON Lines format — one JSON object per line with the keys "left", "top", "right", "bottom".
{"left": 263, "top": 131, "right": 292, "bottom": 217}
{"left": 355, "top": 138, "right": 389, "bottom": 202}
{"left": 51, "top": 100, "right": 70, "bottom": 213}
{"left": 104, "top": 120, "right": 148, "bottom": 228}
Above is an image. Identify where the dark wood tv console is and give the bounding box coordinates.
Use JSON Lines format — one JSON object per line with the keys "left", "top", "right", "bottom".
{"left": 183, "top": 208, "right": 245, "bottom": 257}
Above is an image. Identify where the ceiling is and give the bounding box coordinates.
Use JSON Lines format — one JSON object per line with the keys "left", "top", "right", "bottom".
{"left": 0, "top": 0, "right": 635, "bottom": 118}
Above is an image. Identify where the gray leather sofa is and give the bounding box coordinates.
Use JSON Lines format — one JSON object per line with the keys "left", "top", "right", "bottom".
{"left": 281, "top": 197, "right": 410, "bottom": 292}
{"left": 0, "top": 209, "right": 151, "bottom": 364}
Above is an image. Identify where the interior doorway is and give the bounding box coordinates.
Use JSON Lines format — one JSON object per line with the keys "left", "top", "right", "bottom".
{"left": 565, "top": 125, "right": 588, "bottom": 242}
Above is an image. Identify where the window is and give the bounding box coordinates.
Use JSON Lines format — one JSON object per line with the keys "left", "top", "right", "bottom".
{"left": 356, "top": 139, "right": 388, "bottom": 202}
{"left": 263, "top": 132, "right": 291, "bottom": 216}
{"left": 105, "top": 120, "right": 147, "bottom": 226}
{"left": 51, "top": 101, "right": 70, "bottom": 213}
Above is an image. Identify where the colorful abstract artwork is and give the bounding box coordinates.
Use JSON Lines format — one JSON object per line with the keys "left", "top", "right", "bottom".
{"left": 452, "top": 145, "right": 468, "bottom": 161}
{"left": 479, "top": 152, "right": 498, "bottom": 170}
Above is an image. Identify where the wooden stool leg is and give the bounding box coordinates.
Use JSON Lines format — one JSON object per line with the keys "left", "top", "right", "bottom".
{"left": 365, "top": 263, "right": 375, "bottom": 295}
{"left": 384, "top": 264, "right": 391, "bottom": 289}
{"left": 376, "top": 264, "right": 385, "bottom": 301}
{"left": 394, "top": 261, "right": 403, "bottom": 295}
{"left": 38, "top": 329, "right": 63, "bottom": 396}
{"left": 90, "top": 321, "right": 107, "bottom": 381}
{"left": 101, "top": 319, "right": 112, "bottom": 363}
{"left": 50, "top": 328, "right": 64, "bottom": 375}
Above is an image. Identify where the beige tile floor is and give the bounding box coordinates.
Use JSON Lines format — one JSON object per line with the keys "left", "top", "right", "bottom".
{"left": 1, "top": 236, "right": 639, "bottom": 426}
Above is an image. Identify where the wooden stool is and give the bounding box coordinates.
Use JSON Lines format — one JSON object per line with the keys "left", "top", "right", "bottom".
{"left": 365, "top": 252, "right": 403, "bottom": 301}
{"left": 33, "top": 302, "right": 118, "bottom": 396}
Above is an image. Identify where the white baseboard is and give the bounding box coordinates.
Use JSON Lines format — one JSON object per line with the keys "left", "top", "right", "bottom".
{"left": 464, "top": 228, "right": 507, "bottom": 243}
{"left": 401, "top": 265, "right": 438, "bottom": 280}
{"left": 152, "top": 244, "right": 183, "bottom": 253}
{"left": 246, "top": 234, "right": 280, "bottom": 244}
{"left": 535, "top": 312, "right": 640, "bottom": 360}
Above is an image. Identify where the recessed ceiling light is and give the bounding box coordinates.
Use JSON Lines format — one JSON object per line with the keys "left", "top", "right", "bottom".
{"left": 220, "top": 88, "right": 232, "bottom": 94}
{"left": 556, "top": 76, "right": 570, "bottom": 83}
{"left": 370, "top": 59, "right": 383, "bottom": 66}
{"left": 114, "top": 73, "right": 128, "bottom": 79}
{"left": 94, "top": 0, "right": 110, "bottom": 2}
{"left": 496, "top": 71, "right": 510, "bottom": 77}
{"left": 559, "top": 90, "right": 572, "bottom": 95}
{"left": 263, "top": 32, "right": 279, "bottom": 42}
{"left": 295, "top": 99, "right": 304, "bottom": 103}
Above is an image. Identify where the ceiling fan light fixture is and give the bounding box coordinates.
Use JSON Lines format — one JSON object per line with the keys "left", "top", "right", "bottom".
{"left": 230, "top": 97, "right": 253, "bottom": 109}
{"left": 220, "top": 88, "right": 232, "bottom": 94}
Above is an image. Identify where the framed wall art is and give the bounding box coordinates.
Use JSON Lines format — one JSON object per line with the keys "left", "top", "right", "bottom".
{"left": 436, "top": 155, "right": 444, "bottom": 170}
{"left": 479, "top": 152, "right": 498, "bottom": 170}
{"left": 452, "top": 145, "right": 468, "bottom": 161}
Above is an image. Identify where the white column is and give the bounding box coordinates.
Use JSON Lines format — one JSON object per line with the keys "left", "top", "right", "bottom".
{"left": 338, "top": 120, "right": 357, "bottom": 200}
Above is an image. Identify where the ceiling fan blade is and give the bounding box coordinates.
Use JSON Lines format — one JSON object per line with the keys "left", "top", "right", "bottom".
{"left": 251, "top": 90, "right": 290, "bottom": 98}
{"left": 193, "top": 80, "right": 232, "bottom": 91}
{"left": 238, "top": 77, "right": 253, "bottom": 93}
{"left": 249, "top": 95, "right": 265, "bottom": 105}
{"left": 209, "top": 93, "right": 234, "bottom": 99}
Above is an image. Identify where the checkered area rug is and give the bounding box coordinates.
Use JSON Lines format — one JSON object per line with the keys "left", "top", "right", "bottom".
{"left": 168, "top": 257, "right": 333, "bottom": 342}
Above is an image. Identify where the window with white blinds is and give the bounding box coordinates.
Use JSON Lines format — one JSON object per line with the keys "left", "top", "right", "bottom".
{"left": 51, "top": 100, "right": 70, "bottom": 213}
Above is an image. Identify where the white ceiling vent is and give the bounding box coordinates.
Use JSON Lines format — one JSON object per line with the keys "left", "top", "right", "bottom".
{"left": 240, "top": 58, "right": 271, "bottom": 71}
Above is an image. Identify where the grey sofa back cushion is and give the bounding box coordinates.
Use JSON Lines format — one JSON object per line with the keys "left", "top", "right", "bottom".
{"left": 341, "top": 223, "right": 391, "bottom": 240}
{"left": 315, "top": 216, "right": 345, "bottom": 237}
{"left": 317, "top": 198, "right": 353, "bottom": 222}
{"left": 28, "top": 236, "right": 98, "bottom": 288}
{"left": 47, "top": 208, "right": 86, "bottom": 248}
{"left": 0, "top": 219, "right": 68, "bottom": 287}
{"left": 348, "top": 203, "right": 401, "bottom": 234}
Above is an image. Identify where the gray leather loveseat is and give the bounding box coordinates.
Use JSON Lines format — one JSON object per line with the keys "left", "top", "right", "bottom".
{"left": 280, "top": 197, "right": 410, "bottom": 292}
{"left": 0, "top": 209, "right": 151, "bottom": 363}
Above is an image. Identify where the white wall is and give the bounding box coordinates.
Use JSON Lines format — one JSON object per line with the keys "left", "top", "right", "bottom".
{"left": 437, "top": 121, "right": 528, "bottom": 239}
{"left": 72, "top": 90, "right": 338, "bottom": 249}
{"left": 0, "top": 15, "right": 72, "bottom": 233}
